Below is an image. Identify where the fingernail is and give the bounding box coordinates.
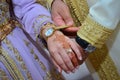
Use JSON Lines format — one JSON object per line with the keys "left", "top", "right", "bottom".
{"left": 66, "top": 71, "right": 71, "bottom": 74}
{"left": 57, "top": 67, "right": 61, "bottom": 73}
{"left": 79, "top": 56, "right": 82, "bottom": 60}
{"left": 67, "top": 21, "right": 73, "bottom": 26}
{"left": 57, "top": 69, "right": 60, "bottom": 73}
{"left": 76, "top": 66, "right": 79, "bottom": 69}
{"left": 72, "top": 69, "right": 76, "bottom": 73}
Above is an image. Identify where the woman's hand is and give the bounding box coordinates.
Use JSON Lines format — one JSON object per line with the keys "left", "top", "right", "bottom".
{"left": 46, "top": 30, "right": 84, "bottom": 73}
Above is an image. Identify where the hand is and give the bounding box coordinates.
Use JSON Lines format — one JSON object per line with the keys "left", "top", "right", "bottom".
{"left": 71, "top": 39, "right": 89, "bottom": 66}
{"left": 52, "top": 0, "right": 79, "bottom": 33}
{"left": 46, "top": 31, "right": 84, "bottom": 73}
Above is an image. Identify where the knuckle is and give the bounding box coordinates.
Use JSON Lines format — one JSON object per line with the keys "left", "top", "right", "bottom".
{"left": 64, "top": 59, "right": 70, "bottom": 64}
{"left": 71, "top": 54, "right": 76, "bottom": 58}
{"left": 50, "top": 50, "right": 57, "bottom": 56}
{"left": 59, "top": 62, "right": 64, "bottom": 66}
{"left": 76, "top": 49, "right": 80, "bottom": 53}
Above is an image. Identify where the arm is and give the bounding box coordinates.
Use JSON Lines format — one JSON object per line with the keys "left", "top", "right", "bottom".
{"left": 12, "top": 0, "right": 83, "bottom": 73}
{"left": 13, "top": 0, "right": 53, "bottom": 41}
{"left": 77, "top": 0, "right": 120, "bottom": 49}
{"left": 51, "top": 0, "right": 120, "bottom": 49}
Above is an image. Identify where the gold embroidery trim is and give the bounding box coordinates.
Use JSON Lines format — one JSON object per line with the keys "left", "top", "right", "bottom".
{"left": 46, "top": 0, "right": 54, "bottom": 9}
{"left": 36, "top": 0, "right": 47, "bottom": 7}
{"left": 24, "top": 40, "right": 64, "bottom": 80}
{"left": 65, "top": 0, "right": 89, "bottom": 25}
{"left": 3, "top": 38, "right": 33, "bottom": 80}
{"left": 0, "top": 61, "right": 9, "bottom": 80}
{"left": 0, "top": 20, "right": 18, "bottom": 42}
{"left": 0, "top": 0, "right": 6, "bottom": 2}
{"left": 62, "top": 0, "right": 120, "bottom": 79}
{"left": 88, "top": 45, "right": 120, "bottom": 80}
{"left": 77, "top": 15, "right": 114, "bottom": 48}
{"left": 40, "top": 22, "right": 68, "bottom": 40}
{"left": 0, "top": 47, "right": 24, "bottom": 80}
{"left": 36, "top": 0, "right": 54, "bottom": 10}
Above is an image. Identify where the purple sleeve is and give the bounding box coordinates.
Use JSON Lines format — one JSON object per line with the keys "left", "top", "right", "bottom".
{"left": 12, "top": 0, "right": 53, "bottom": 40}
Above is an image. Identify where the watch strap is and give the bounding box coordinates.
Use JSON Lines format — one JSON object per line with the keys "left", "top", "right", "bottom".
{"left": 40, "top": 23, "right": 70, "bottom": 40}
{"left": 75, "top": 35, "right": 89, "bottom": 49}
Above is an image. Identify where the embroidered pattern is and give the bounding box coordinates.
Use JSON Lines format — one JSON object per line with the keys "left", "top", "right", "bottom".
{"left": 89, "top": 45, "right": 120, "bottom": 80}
{"left": 0, "top": 66, "right": 9, "bottom": 80}
{"left": 33, "top": 15, "right": 52, "bottom": 41}
{"left": 2, "top": 38, "right": 33, "bottom": 80}
{"left": 0, "top": 46, "right": 24, "bottom": 80}
{"left": 65, "top": 0, "right": 120, "bottom": 79}
{"left": 24, "top": 39, "right": 64, "bottom": 80}
{"left": 77, "top": 15, "right": 114, "bottom": 48}
{"left": 0, "top": 1, "right": 10, "bottom": 27}
{"left": 65, "top": 0, "right": 89, "bottom": 26}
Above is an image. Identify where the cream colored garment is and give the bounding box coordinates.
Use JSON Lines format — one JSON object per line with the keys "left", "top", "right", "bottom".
{"left": 87, "top": 0, "right": 120, "bottom": 74}
{"left": 87, "top": 0, "right": 120, "bottom": 29}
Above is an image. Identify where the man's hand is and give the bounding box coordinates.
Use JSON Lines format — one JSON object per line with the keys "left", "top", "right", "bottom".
{"left": 51, "top": 0, "right": 79, "bottom": 33}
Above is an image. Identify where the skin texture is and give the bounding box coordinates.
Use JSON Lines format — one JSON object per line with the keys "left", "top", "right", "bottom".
{"left": 45, "top": 30, "right": 84, "bottom": 73}
{"left": 51, "top": 0, "right": 79, "bottom": 33}
{"left": 51, "top": 0, "right": 88, "bottom": 73}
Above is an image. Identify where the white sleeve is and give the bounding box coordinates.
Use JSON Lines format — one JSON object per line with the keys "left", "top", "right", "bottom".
{"left": 89, "top": 0, "right": 120, "bottom": 29}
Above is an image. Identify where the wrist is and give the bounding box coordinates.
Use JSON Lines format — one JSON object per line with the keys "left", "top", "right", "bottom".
{"left": 75, "top": 35, "right": 96, "bottom": 53}
{"left": 40, "top": 23, "right": 69, "bottom": 41}
{"left": 40, "top": 23, "right": 56, "bottom": 41}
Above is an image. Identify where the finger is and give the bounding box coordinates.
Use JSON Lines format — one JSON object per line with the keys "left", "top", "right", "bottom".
{"left": 74, "top": 43, "right": 88, "bottom": 65}
{"left": 52, "top": 9, "right": 65, "bottom": 26}
{"left": 76, "top": 42, "right": 85, "bottom": 57}
{"left": 51, "top": 58, "right": 62, "bottom": 73}
{"left": 63, "top": 27, "right": 79, "bottom": 32}
{"left": 51, "top": 0, "right": 66, "bottom": 26}
{"left": 68, "top": 52, "right": 79, "bottom": 67}
{"left": 50, "top": 49, "right": 70, "bottom": 73}
{"left": 47, "top": 40, "right": 70, "bottom": 73}
{"left": 58, "top": 46, "right": 75, "bottom": 72}
{"left": 66, "top": 37, "right": 83, "bottom": 61}
{"left": 59, "top": 6, "right": 74, "bottom": 26}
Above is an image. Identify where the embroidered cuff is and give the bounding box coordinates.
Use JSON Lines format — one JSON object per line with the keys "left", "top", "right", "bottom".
{"left": 32, "top": 15, "right": 53, "bottom": 40}
{"left": 46, "top": 0, "right": 54, "bottom": 11}
{"left": 77, "top": 15, "right": 114, "bottom": 48}
{"left": 0, "top": 20, "right": 18, "bottom": 42}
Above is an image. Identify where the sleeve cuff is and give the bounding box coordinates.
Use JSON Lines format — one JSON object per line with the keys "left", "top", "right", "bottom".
{"left": 77, "top": 15, "right": 114, "bottom": 48}
{"left": 31, "top": 15, "right": 53, "bottom": 41}
{"left": 46, "top": 0, "right": 54, "bottom": 10}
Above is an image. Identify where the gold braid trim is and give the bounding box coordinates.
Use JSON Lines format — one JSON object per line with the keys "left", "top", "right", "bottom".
{"left": 77, "top": 15, "right": 114, "bottom": 48}
{"left": 36, "top": 0, "right": 47, "bottom": 7}
{"left": 65, "top": 0, "right": 120, "bottom": 79}
{"left": 36, "top": 0, "right": 54, "bottom": 10}
{"left": 46, "top": 0, "right": 53, "bottom": 8}
{"left": 65, "top": 0, "right": 89, "bottom": 26}
{"left": 89, "top": 45, "right": 120, "bottom": 80}
{"left": 0, "top": 47, "right": 24, "bottom": 80}
{"left": 0, "top": 20, "right": 19, "bottom": 42}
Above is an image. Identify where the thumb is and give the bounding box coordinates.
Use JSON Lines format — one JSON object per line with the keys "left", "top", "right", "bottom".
{"left": 53, "top": 15, "right": 65, "bottom": 26}
{"left": 59, "top": 6, "right": 74, "bottom": 26}
{"left": 64, "top": 27, "right": 80, "bottom": 32}
{"left": 52, "top": 9, "right": 65, "bottom": 26}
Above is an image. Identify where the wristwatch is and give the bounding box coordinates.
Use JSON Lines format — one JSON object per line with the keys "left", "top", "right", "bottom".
{"left": 41, "top": 23, "right": 69, "bottom": 40}
{"left": 43, "top": 27, "right": 55, "bottom": 40}
{"left": 75, "top": 35, "right": 96, "bottom": 53}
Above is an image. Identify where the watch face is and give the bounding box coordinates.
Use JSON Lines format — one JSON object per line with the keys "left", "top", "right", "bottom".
{"left": 45, "top": 27, "right": 54, "bottom": 37}
{"left": 75, "top": 35, "right": 96, "bottom": 53}
{"left": 85, "top": 44, "right": 96, "bottom": 53}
